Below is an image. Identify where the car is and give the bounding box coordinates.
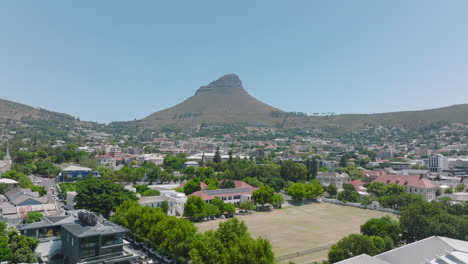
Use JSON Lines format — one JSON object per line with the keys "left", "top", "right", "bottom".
{"left": 220, "top": 215, "right": 225, "bottom": 219}
{"left": 163, "top": 256, "right": 174, "bottom": 263}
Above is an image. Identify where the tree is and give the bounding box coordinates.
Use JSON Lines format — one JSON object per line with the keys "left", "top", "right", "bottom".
{"left": 280, "top": 160, "right": 307, "bottom": 182}
{"left": 31, "top": 185, "right": 47, "bottom": 196}
{"left": 141, "top": 189, "right": 160, "bottom": 196}
{"left": 305, "top": 180, "right": 324, "bottom": 199}
{"left": 75, "top": 177, "right": 137, "bottom": 218}
{"left": 213, "top": 146, "right": 222, "bottom": 163}
{"left": 223, "top": 203, "right": 236, "bottom": 214}
{"left": 25, "top": 211, "right": 43, "bottom": 223}
{"left": 337, "top": 184, "right": 359, "bottom": 203}
{"left": 1, "top": 170, "right": 32, "bottom": 188}
{"left": 220, "top": 179, "right": 235, "bottom": 189}
{"left": 239, "top": 200, "right": 256, "bottom": 211}
{"left": 286, "top": 183, "right": 307, "bottom": 202}
{"left": 0, "top": 183, "right": 9, "bottom": 194}
{"left": 242, "top": 177, "right": 264, "bottom": 187}
{"left": 0, "top": 235, "right": 13, "bottom": 262}
{"left": 328, "top": 234, "right": 385, "bottom": 263}
{"left": 327, "top": 184, "right": 337, "bottom": 196}
{"left": 163, "top": 154, "right": 187, "bottom": 170}
{"left": 341, "top": 166, "right": 365, "bottom": 181}
{"left": 445, "top": 187, "right": 453, "bottom": 194}
{"left": 455, "top": 184, "right": 465, "bottom": 192}
{"left": 271, "top": 193, "right": 285, "bottom": 208}
{"left": 252, "top": 186, "right": 275, "bottom": 209}
{"left": 318, "top": 166, "right": 329, "bottom": 172}
{"left": 360, "top": 216, "right": 401, "bottom": 244}
{"left": 183, "top": 196, "right": 207, "bottom": 219}
{"left": 184, "top": 177, "right": 202, "bottom": 195}
{"left": 204, "top": 178, "right": 219, "bottom": 190}
{"left": 160, "top": 201, "right": 169, "bottom": 214}
{"left": 189, "top": 218, "right": 274, "bottom": 264}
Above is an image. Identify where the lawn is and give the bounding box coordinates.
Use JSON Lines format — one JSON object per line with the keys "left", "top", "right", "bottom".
{"left": 196, "top": 202, "right": 397, "bottom": 263}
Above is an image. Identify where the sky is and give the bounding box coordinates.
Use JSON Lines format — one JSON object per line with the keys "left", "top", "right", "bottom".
{"left": 1, "top": 1, "right": 467, "bottom": 123}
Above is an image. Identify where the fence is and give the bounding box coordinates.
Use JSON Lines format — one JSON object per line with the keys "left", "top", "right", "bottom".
{"left": 275, "top": 244, "right": 334, "bottom": 262}
{"left": 321, "top": 198, "right": 400, "bottom": 214}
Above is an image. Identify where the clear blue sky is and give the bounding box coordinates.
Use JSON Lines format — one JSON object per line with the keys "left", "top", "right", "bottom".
{"left": 1, "top": 1, "right": 467, "bottom": 123}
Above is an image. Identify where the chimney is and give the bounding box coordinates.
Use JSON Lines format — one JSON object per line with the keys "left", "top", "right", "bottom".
{"left": 419, "top": 174, "right": 423, "bottom": 180}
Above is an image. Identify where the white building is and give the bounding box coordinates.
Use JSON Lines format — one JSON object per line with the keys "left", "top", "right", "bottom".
{"left": 427, "top": 154, "right": 448, "bottom": 173}
{"left": 95, "top": 155, "right": 116, "bottom": 167}
{"left": 317, "top": 172, "right": 351, "bottom": 190}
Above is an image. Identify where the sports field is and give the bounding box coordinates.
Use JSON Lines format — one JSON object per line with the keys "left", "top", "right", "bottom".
{"left": 196, "top": 202, "right": 397, "bottom": 263}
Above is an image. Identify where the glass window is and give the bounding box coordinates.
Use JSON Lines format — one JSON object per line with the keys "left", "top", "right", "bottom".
{"left": 81, "top": 237, "right": 98, "bottom": 248}
{"left": 81, "top": 248, "right": 96, "bottom": 258}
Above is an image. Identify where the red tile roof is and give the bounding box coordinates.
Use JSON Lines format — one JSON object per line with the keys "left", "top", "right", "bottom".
{"left": 373, "top": 174, "right": 435, "bottom": 189}
{"left": 351, "top": 180, "right": 366, "bottom": 186}
{"left": 190, "top": 191, "right": 213, "bottom": 200}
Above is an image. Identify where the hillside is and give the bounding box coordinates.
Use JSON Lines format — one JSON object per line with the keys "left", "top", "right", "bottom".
{"left": 141, "top": 74, "right": 285, "bottom": 130}
{"left": 0, "top": 98, "right": 77, "bottom": 122}
{"left": 279, "top": 104, "right": 468, "bottom": 132}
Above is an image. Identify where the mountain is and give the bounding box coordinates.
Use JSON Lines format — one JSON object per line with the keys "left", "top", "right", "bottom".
{"left": 319, "top": 104, "right": 468, "bottom": 130}
{"left": 141, "top": 74, "right": 284, "bottom": 130}
{"left": 0, "top": 98, "right": 78, "bottom": 123}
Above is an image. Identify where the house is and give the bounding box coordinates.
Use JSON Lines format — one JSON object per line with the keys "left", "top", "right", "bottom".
{"left": 56, "top": 166, "right": 100, "bottom": 182}
{"left": 372, "top": 174, "right": 436, "bottom": 200}
{"left": 350, "top": 180, "right": 368, "bottom": 196}
{"left": 317, "top": 172, "right": 351, "bottom": 190}
{"left": 336, "top": 236, "right": 468, "bottom": 264}
{"left": 96, "top": 155, "right": 116, "bottom": 167}
{"left": 18, "top": 210, "right": 139, "bottom": 264}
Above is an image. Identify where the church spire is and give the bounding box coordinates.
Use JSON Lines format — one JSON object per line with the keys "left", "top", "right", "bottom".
{"left": 5, "top": 146, "right": 10, "bottom": 159}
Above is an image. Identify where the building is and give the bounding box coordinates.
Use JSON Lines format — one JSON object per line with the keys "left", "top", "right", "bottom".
{"left": 136, "top": 153, "right": 164, "bottom": 165}
{"left": 182, "top": 161, "right": 199, "bottom": 169}
{"left": 427, "top": 154, "right": 449, "bottom": 173}
{"left": 317, "top": 172, "right": 351, "bottom": 190}
{"left": 0, "top": 146, "right": 12, "bottom": 175}
{"left": 138, "top": 191, "right": 187, "bottom": 216}
{"left": 1, "top": 186, "right": 59, "bottom": 222}
{"left": 56, "top": 166, "right": 100, "bottom": 182}
{"left": 448, "top": 156, "right": 468, "bottom": 170}
{"left": 96, "top": 155, "right": 116, "bottom": 167}
{"left": 189, "top": 180, "right": 257, "bottom": 205}
{"left": 373, "top": 174, "right": 436, "bottom": 200}
{"left": 336, "top": 236, "right": 468, "bottom": 264}
{"left": 18, "top": 210, "right": 139, "bottom": 264}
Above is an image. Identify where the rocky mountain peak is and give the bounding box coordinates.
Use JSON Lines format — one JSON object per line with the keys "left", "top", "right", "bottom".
{"left": 195, "top": 74, "right": 246, "bottom": 95}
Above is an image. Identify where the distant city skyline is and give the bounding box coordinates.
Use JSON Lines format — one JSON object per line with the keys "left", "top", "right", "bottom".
{"left": 1, "top": 1, "right": 467, "bottom": 123}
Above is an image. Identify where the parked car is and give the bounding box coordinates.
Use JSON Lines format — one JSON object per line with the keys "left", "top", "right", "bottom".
{"left": 220, "top": 215, "right": 225, "bottom": 219}
{"left": 163, "top": 256, "right": 175, "bottom": 263}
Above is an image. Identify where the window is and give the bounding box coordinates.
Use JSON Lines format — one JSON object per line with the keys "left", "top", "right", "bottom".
{"left": 81, "top": 237, "right": 98, "bottom": 248}
{"left": 102, "top": 235, "right": 120, "bottom": 246}
{"left": 81, "top": 248, "right": 96, "bottom": 258}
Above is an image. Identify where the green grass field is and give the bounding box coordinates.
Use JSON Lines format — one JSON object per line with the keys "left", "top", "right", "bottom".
{"left": 196, "top": 202, "right": 396, "bottom": 263}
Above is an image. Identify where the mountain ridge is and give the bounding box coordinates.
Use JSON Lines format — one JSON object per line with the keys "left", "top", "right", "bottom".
{"left": 1, "top": 74, "right": 468, "bottom": 132}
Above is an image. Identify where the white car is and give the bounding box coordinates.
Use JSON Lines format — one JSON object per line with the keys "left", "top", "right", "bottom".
{"left": 163, "top": 256, "right": 174, "bottom": 263}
